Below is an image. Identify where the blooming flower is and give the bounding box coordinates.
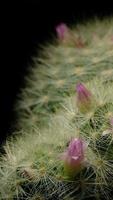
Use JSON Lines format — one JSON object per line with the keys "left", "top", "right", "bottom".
{"left": 55, "top": 23, "right": 69, "bottom": 40}
{"left": 76, "top": 83, "right": 93, "bottom": 112}
{"left": 62, "top": 138, "right": 86, "bottom": 176}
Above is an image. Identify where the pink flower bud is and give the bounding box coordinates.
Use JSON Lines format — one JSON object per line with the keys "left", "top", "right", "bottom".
{"left": 55, "top": 23, "right": 69, "bottom": 40}
{"left": 62, "top": 138, "right": 86, "bottom": 176}
{"left": 55, "top": 23, "right": 85, "bottom": 48}
{"left": 76, "top": 83, "right": 93, "bottom": 112}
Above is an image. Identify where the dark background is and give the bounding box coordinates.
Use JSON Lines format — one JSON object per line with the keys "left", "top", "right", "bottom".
{"left": 1, "top": 1, "right": 113, "bottom": 145}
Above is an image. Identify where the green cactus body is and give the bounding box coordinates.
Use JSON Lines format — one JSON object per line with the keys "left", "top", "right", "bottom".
{"left": 0, "top": 18, "right": 113, "bottom": 200}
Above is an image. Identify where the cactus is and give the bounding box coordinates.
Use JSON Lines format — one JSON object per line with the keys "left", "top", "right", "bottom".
{"left": 0, "top": 18, "right": 113, "bottom": 200}
{"left": 15, "top": 18, "right": 113, "bottom": 131}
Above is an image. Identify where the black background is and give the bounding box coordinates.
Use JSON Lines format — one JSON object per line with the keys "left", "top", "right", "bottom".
{"left": 1, "top": 1, "right": 113, "bottom": 144}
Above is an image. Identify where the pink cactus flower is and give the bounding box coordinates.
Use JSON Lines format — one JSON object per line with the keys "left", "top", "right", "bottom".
{"left": 55, "top": 23, "right": 85, "bottom": 48}
{"left": 55, "top": 23, "right": 69, "bottom": 40}
{"left": 62, "top": 138, "right": 86, "bottom": 176}
{"left": 76, "top": 83, "right": 93, "bottom": 112}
